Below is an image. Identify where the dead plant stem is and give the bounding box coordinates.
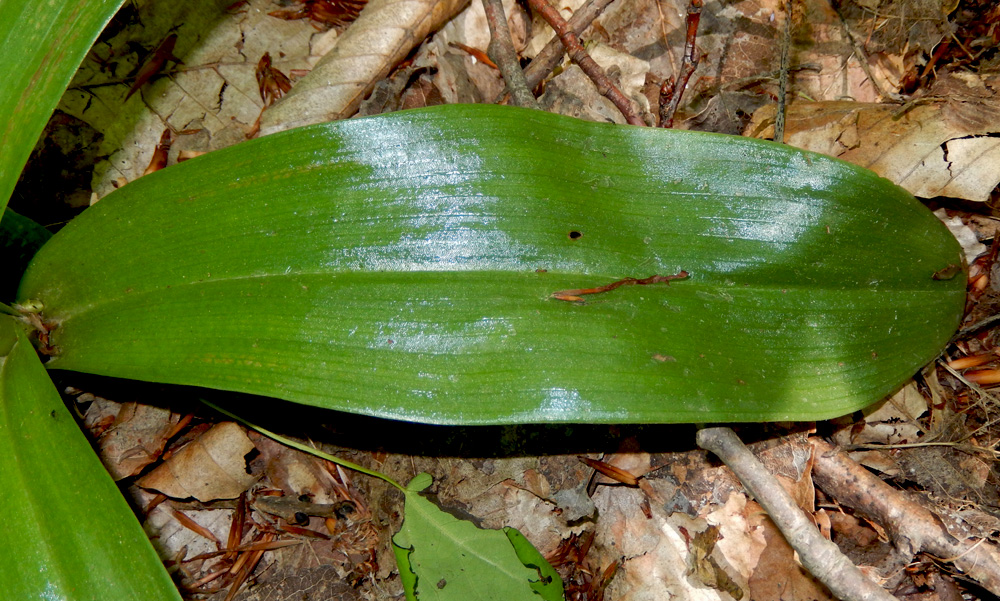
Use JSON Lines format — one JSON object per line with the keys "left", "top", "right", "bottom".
{"left": 516, "top": 0, "right": 618, "bottom": 95}
{"left": 660, "top": 0, "right": 702, "bottom": 128}
{"left": 526, "top": 0, "right": 644, "bottom": 126}
{"left": 697, "top": 427, "right": 898, "bottom": 601}
{"left": 482, "top": 0, "right": 539, "bottom": 109}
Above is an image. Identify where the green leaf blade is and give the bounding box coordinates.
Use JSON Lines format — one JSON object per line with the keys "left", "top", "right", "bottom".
{"left": 18, "top": 105, "right": 966, "bottom": 424}
{"left": 394, "top": 483, "right": 554, "bottom": 601}
{"left": 0, "top": 317, "right": 181, "bottom": 600}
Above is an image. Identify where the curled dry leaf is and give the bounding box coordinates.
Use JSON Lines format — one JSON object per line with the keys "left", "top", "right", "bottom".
{"left": 747, "top": 97, "right": 1000, "bottom": 202}
{"left": 259, "top": 0, "right": 470, "bottom": 135}
{"left": 137, "top": 421, "right": 258, "bottom": 502}
{"left": 98, "top": 401, "right": 179, "bottom": 480}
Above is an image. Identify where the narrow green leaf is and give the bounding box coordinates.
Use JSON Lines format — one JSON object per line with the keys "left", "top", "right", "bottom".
{"left": 0, "top": 208, "right": 51, "bottom": 301}
{"left": 0, "top": 0, "right": 127, "bottom": 213}
{"left": 0, "top": 316, "right": 181, "bottom": 600}
{"left": 18, "top": 105, "right": 966, "bottom": 424}
{"left": 393, "top": 475, "right": 556, "bottom": 601}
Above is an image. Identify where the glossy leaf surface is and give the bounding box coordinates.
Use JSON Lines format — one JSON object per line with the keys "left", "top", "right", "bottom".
{"left": 18, "top": 105, "right": 966, "bottom": 424}
{"left": 0, "top": 317, "right": 181, "bottom": 600}
{"left": 0, "top": 0, "right": 126, "bottom": 213}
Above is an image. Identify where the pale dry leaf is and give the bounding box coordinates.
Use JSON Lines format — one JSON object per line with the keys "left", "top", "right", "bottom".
{"left": 97, "top": 401, "right": 180, "bottom": 480}
{"left": 538, "top": 44, "right": 652, "bottom": 124}
{"left": 747, "top": 98, "right": 1000, "bottom": 202}
{"left": 477, "top": 480, "right": 576, "bottom": 558}
{"left": 259, "top": 0, "right": 470, "bottom": 135}
{"left": 59, "top": 0, "right": 317, "bottom": 199}
{"left": 704, "top": 493, "right": 767, "bottom": 586}
{"left": 144, "top": 504, "right": 238, "bottom": 569}
{"left": 137, "top": 421, "right": 258, "bottom": 501}
{"left": 934, "top": 209, "right": 988, "bottom": 263}
{"left": 830, "top": 381, "right": 928, "bottom": 458}
{"left": 593, "top": 486, "right": 727, "bottom": 601}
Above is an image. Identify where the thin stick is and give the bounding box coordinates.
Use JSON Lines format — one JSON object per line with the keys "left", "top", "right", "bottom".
{"left": 482, "top": 0, "right": 539, "bottom": 109}
{"left": 509, "top": 0, "right": 618, "bottom": 99}
{"left": 660, "top": 0, "right": 702, "bottom": 128}
{"left": 774, "top": 0, "right": 792, "bottom": 143}
{"left": 828, "top": 0, "right": 899, "bottom": 102}
{"left": 696, "top": 427, "right": 898, "bottom": 601}
{"left": 526, "top": 0, "right": 644, "bottom": 126}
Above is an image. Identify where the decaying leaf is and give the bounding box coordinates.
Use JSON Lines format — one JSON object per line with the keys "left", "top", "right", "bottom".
{"left": 267, "top": 0, "right": 367, "bottom": 30}
{"left": 138, "top": 421, "right": 258, "bottom": 501}
{"left": 92, "top": 399, "right": 180, "bottom": 480}
{"left": 747, "top": 98, "right": 1000, "bottom": 202}
{"left": 259, "top": 0, "right": 470, "bottom": 134}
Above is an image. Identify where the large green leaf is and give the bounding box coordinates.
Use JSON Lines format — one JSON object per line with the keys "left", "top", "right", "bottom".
{"left": 17, "top": 105, "right": 966, "bottom": 424}
{"left": 0, "top": 316, "right": 181, "bottom": 600}
{"left": 0, "top": 0, "right": 127, "bottom": 213}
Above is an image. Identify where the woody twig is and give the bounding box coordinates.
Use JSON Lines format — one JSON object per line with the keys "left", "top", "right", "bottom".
{"left": 526, "top": 0, "right": 644, "bottom": 126}
{"left": 482, "top": 0, "right": 539, "bottom": 109}
{"left": 659, "top": 0, "right": 702, "bottom": 127}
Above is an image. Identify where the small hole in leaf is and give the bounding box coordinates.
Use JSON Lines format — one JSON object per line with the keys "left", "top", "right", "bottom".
{"left": 568, "top": 230, "right": 583, "bottom": 240}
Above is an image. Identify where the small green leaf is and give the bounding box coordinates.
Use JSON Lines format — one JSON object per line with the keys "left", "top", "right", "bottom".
{"left": 408, "top": 472, "right": 434, "bottom": 492}
{"left": 0, "top": 316, "right": 181, "bottom": 600}
{"left": 393, "top": 478, "right": 558, "bottom": 600}
{"left": 18, "top": 105, "right": 966, "bottom": 424}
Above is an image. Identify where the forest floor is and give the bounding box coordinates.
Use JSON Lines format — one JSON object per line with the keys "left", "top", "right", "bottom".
{"left": 12, "top": 0, "right": 1000, "bottom": 600}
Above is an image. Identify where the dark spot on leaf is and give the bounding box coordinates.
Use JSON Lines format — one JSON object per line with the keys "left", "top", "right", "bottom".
{"left": 568, "top": 230, "right": 582, "bottom": 240}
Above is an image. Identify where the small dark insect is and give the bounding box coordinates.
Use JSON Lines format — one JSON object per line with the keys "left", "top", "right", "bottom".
{"left": 268, "top": 0, "right": 367, "bottom": 30}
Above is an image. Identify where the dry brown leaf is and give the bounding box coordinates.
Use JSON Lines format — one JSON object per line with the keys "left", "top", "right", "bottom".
{"left": 80, "top": 395, "right": 180, "bottom": 480}
{"left": 746, "top": 501, "right": 837, "bottom": 601}
{"left": 747, "top": 97, "right": 1000, "bottom": 202}
{"left": 137, "top": 421, "right": 258, "bottom": 501}
{"left": 97, "top": 401, "right": 179, "bottom": 480}
{"left": 593, "top": 486, "right": 726, "bottom": 601}
{"left": 259, "top": 0, "right": 470, "bottom": 135}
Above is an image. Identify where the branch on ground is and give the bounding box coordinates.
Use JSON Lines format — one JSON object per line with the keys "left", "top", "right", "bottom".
{"left": 811, "top": 438, "right": 1000, "bottom": 595}
{"left": 696, "top": 427, "right": 898, "bottom": 601}
{"left": 482, "top": 0, "right": 539, "bottom": 109}
{"left": 526, "top": 0, "right": 644, "bottom": 126}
